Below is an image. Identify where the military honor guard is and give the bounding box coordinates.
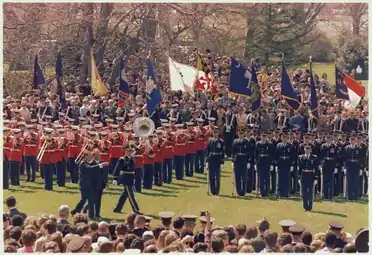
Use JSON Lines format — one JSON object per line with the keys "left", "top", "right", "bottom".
{"left": 195, "top": 119, "right": 208, "bottom": 174}
{"left": 275, "top": 133, "right": 294, "bottom": 197}
{"left": 68, "top": 126, "right": 83, "bottom": 183}
{"left": 143, "top": 134, "right": 156, "bottom": 189}
{"left": 113, "top": 145, "right": 141, "bottom": 214}
{"left": 133, "top": 137, "right": 145, "bottom": 192}
{"left": 319, "top": 134, "right": 337, "bottom": 199}
{"left": 173, "top": 125, "right": 187, "bottom": 180}
{"left": 9, "top": 129, "right": 24, "bottom": 186}
{"left": 298, "top": 144, "right": 318, "bottom": 211}
{"left": 154, "top": 130, "right": 165, "bottom": 186}
{"left": 185, "top": 122, "right": 196, "bottom": 177}
{"left": 162, "top": 124, "right": 174, "bottom": 183}
{"left": 206, "top": 126, "right": 225, "bottom": 195}
{"left": 255, "top": 132, "right": 275, "bottom": 197}
{"left": 344, "top": 135, "right": 362, "bottom": 201}
{"left": 38, "top": 128, "right": 58, "bottom": 190}
{"left": 245, "top": 128, "right": 256, "bottom": 193}
{"left": 23, "top": 124, "right": 39, "bottom": 182}
{"left": 3, "top": 127, "right": 12, "bottom": 189}
{"left": 232, "top": 129, "right": 249, "bottom": 196}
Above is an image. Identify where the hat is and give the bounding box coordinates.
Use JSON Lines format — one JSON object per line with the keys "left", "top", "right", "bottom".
{"left": 159, "top": 211, "right": 175, "bottom": 221}
{"left": 208, "top": 117, "right": 216, "bottom": 122}
{"left": 279, "top": 220, "right": 296, "bottom": 233}
{"left": 124, "top": 144, "right": 134, "bottom": 151}
{"left": 111, "top": 124, "right": 119, "bottom": 129}
{"left": 289, "top": 224, "right": 305, "bottom": 235}
{"left": 160, "top": 119, "right": 168, "bottom": 123}
{"left": 163, "top": 123, "right": 171, "bottom": 128}
{"left": 26, "top": 124, "right": 36, "bottom": 129}
{"left": 78, "top": 117, "right": 86, "bottom": 121}
{"left": 45, "top": 115, "right": 53, "bottom": 119}
{"left": 182, "top": 215, "right": 198, "bottom": 222}
{"left": 4, "top": 127, "right": 10, "bottom": 132}
{"left": 186, "top": 122, "right": 194, "bottom": 126}
{"left": 71, "top": 125, "right": 79, "bottom": 131}
{"left": 91, "top": 236, "right": 109, "bottom": 251}
{"left": 58, "top": 129, "right": 65, "bottom": 133}
{"left": 12, "top": 129, "right": 22, "bottom": 134}
{"left": 44, "top": 128, "right": 53, "bottom": 133}
{"left": 88, "top": 131, "right": 97, "bottom": 136}
{"left": 199, "top": 216, "right": 215, "bottom": 224}
{"left": 92, "top": 114, "right": 100, "bottom": 118}
{"left": 13, "top": 108, "right": 21, "bottom": 113}
{"left": 176, "top": 124, "right": 184, "bottom": 128}
{"left": 142, "top": 230, "right": 155, "bottom": 242}
{"left": 105, "top": 118, "right": 114, "bottom": 123}
{"left": 197, "top": 118, "right": 204, "bottom": 123}
{"left": 54, "top": 124, "right": 63, "bottom": 129}
{"left": 116, "top": 117, "right": 124, "bottom": 122}
{"left": 171, "top": 103, "right": 178, "bottom": 108}
{"left": 18, "top": 122, "right": 26, "bottom": 126}
{"left": 30, "top": 119, "right": 38, "bottom": 124}
{"left": 67, "top": 235, "right": 85, "bottom": 252}
{"left": 101, "top": 131, "right": 109, "bottom": 136}
{"left": 128, "top": 112, "right": 135, "bottom": 117}
{"left": 144, "top": 216, "right": 153, "bottom": 223}
{"left": 329, "top": 221, "right": 344, "bottom": 230}
{"left": 169, "top": 117, "right": 177, "bottom": 122}
{"left": 94, "top": 123, "right": 103, "bottom": 128}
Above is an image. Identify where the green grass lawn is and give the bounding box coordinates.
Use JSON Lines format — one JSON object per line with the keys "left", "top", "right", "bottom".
{"left": 4, "top": 163, "right": 368, "bottom": 234}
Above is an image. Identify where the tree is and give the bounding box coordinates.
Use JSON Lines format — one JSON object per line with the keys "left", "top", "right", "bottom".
{"left": 341, "top": 3, "right": 368, "bottom": 37}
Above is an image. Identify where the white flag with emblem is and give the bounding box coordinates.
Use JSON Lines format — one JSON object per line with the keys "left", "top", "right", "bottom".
{"left": 168, "top": 57, "right": 197, "bottom": 96}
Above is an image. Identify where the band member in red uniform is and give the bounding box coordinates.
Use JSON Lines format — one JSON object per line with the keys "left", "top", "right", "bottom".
{"left": 195, "top": 118, "right": 209, "bottom": 174}
{"left": 39, "top": 128, "right": 58, "bottom": 190}
{"left": 173, "top": 124, "right": 187, "bottom": 180}
{"left": 185, "top": 122, "right": 196, "bottom": 177}
{"left": 169, "top": 118, "right": 177, "bottom": 131}
{"left": 154, "top": 130, "right": 166, "bottom": 186}
{"left": 56, "top": 129, "right": 69, "bottom": 187}
{"left": 109, "top": 125, "right": 124, "bottom": 174}
{"left": 99, "top": 131, "right": 111, "bottom": 188}
{"left": 23, "top": 124, "right": 39, "bottom": 182}
{"left": 3, "top": 127, "right": 12, "bottom": 189}
{"left": 58, "top": 112, "right": 69, "bottom": 126}
{"left": 134, "top": 137, "right": 145, "bottom": 192}
{"left": 143, "top": 134, "right": 157, "bottom": 189}
{"left": 68, "top": 126, "right": 83, "bottom": 183}
{"left": 9, "top": 129, "right": 24, "bottom": 186}
{"left": 162, "top": 123, "right": 174, "bottom": 183}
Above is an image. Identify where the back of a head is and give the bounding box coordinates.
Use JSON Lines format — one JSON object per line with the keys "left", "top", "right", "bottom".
{"left": 282, "top": 244, "right": 294, "bottom": 253}
{"left": 43, "top": 220, "right": 57, "bottom": 235}
{"left": 9, "top": 226, "right": 22, "bottom": 241}
{"left": 279, "top": 233, "right": 292, "bottom": 246}
{"left": 134, "top": 215, "right": 146, "bottom": 226}
{"left": 245, "top": 226, "right": 258, "bottom": 240}
{"left": 343, "top": 243, "right": 357, "bottom": 253}
{"left": 224, "top": 245, "right": 239, "bottom": 253}
{"left": 293, "top": 243, "right": 307, "bottom": 253}
{"left": 193, "top": 242, "right": 209, "bottom": 253}
{"left": 238, "top": 244, "right": 254, "bottom": 253}
{"left": 258, "top": 220, "right": 270, "bottom": 232}
{"left": 99, "top": 241, "right": 114, "bottom": 253}
{"left": 302, "top": 231, "right": 312, "bottom": 246}
{"left": 130, "top": 237, "right": 144, "bottom": 252}
{"left": 143, "top": 244, "right": 158, "bottom": 253}
{"left": 11, "top": 215, "right": 24, "bottom": 227}
{"left": 173, "top": 216, "right": 184, "bottom": 229}
{"left": 249, "top": 238, "right": 266, "bottom": 253}
{"left": 211, "top": 236, "right": 224, "bottom": 253}
{"left": 72, "top": 213, "right": 88, "bottom": 225}
{"left": 21, "top": 228, "right": 37, "bottom": 246}
{"left": 164, "top": 232, "right": 178, "bottom": 246}
{"left": 263, "top": 230, "right": 278, "bottom": 248}
{"left": 58, "top": 205, "right": 69, "bottom": 218}
{"left": 5, "top": 196, "right": 16, "bottom": 208}
{"left": 234, "top": 224, "right": 247, "bottom": 236}
{"left": 324, "top": 231, "right": 337, "bottom": 247}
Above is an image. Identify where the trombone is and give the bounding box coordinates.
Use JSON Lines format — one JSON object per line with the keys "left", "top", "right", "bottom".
{"left": 37, "top": 138, "right": 52, "bottom": 162}
{"left": 75, "top": 142, "right": 89, "bottom": 164}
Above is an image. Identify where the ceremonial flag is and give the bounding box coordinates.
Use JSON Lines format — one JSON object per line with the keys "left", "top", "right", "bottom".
{"left": 118, "top": 58, "right": 131, "bottom": 107}
{"left": 249, "top": 62, "right": 261, "bottom": 112}
{"left": 33, "top": 54, "right": 45, "bottom": 90}
{"left": 194, "top": 54, "right": 212, "bottom": 91}
{"left": 56, "top": 51, "right": 66, "bottom": 108}
{"left": 309, "top": 60, "right": 318, "bottom": 119}
{"left": 281, "top": 59, "right": 301, "bottom": 111}
{"left": 91, "top": 50, "right": 108, "bottom": 96}
{"left": 146, "top": 59, "right": 162, "bottom": 116}
{"left": 335, "top": 67, "right": 365, "bottom": 109}
{"left": 168, "top": 57, "right": 196, "bottom": 96}
{"left": 229, "top": 57, "right": 251, "bottom": 96}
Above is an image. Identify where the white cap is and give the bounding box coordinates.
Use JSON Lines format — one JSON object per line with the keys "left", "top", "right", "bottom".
{"left": 91, "top": 236, "right": 109, "bottom": 251}
{"left": 142, "top": 230, "right": 154, "bottom": 238}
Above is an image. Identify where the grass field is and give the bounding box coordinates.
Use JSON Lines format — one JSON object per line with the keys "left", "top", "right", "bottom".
{"left": 4, "top": 163, "right": 368, "bottom": 234}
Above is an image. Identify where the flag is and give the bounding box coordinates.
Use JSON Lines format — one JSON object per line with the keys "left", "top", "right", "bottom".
{"left": 335, "top": 67, "right": 365, "bottom": 109}
{"left": 146, "top": 59, "right": 162, "bottom": 116}
{"left": 168, "top": 57, "right": 196, "bottom": 96}
{"left": 281, "top": 59, "right": 301, "bottom": 111}
{"left": 33, "top": 54, "right": 45, "bottom": 90}
{"left": 91, "top": 50, "right": 108, "bottom": 96}
{"left": 194, "top": 54, "right": 212, "bottom": 91}
{"left": 309, "top": 61, "right": 318, "bottom": 119}
{"left": 229, "top": 57, "right": 251, "bottom": 96}
{"left": 118, "top": 58, "right": 131, "bottom": 107}
{"left": 250, "top": 62, "right": 261, "bottom": 112}
{"left": 56, "top": 52, "right": 66, "bottom": 108}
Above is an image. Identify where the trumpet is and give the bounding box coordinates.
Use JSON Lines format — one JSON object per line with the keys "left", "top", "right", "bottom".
{"left": 37, "top": 137, "right": 53, "bottom": 162}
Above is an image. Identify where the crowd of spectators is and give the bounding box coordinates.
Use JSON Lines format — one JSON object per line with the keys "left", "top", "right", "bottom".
{"left": 3, "top": 196, "right": 369, "bottom": 253}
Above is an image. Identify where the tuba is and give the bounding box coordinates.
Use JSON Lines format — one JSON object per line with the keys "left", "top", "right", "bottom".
{"left": 133, "top": 117, "right": 155, "bottom": 138}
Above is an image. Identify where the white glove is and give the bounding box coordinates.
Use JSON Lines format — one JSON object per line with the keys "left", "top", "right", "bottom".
{"left": 290, "top": 166, "right": 294, "bottom": 172}
{"left": 112, "top": 180, "right": 118, "bottom": 186}
{"left": 206, "top": 163, "right": 209, "bottom": 169}
{"left": 343, "top": 168, "right": 347, "bottom": 174}
{"left": 298, "top": 179, "right": 301, "bottom": 185}
{"left": 334, "top": 169, "right": 338, "bottom": 174}
{"left": 360, "top": 170, "right": 363, "bottom": 176}
{"left": 270, "top": 165, "right": 274, "bottom": 171}
{"left": 314, "top": 180, "right": 318, "bottom": 186}
{"left": 275, "top": 166, "right": 278, "bottom": 172}
{"left": 247, "top": 163, "right": 251, "bottom": 169}
{"left": 366, "top": 171, "right": 369, "bottom": 177}
{"left": 318, "top": 166, "right": 322, "bottom": 171}
{"left": 231, "top": 162, "right": 234, "bottom": 168}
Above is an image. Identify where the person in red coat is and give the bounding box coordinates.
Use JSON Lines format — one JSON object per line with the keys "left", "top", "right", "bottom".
{"left": 56, "top": 128, "right": 69, "bottom": 187}
{"left": 3, "top": 127, "right": 12, "bottom": 189}
{"left": 68, "top": 126, "right": 83, "bottom": 183}
{"left": 99, "top": 131, "right": 111, "bottom": 188}
{"left": 195, "top": 118, "right": 209, "bottom": 174}
{"left": 23, "top": 124, "right": 39, "bottom": 182}
{"left": 9, "top": 129, "right": 24, "bottom": 186}
{"left": 109, "top": 125, "right": 124, "bottom": 174}
{"left": 173, "top": 124, "right": 187, "bottom": 180}
{"left": 162, "top": 123, "right": 175, "bottom": 184}
{"left": 133, "top": 137, "right": 145, "bottom": 192}
{"left": 143, "top": 134, "right": 157, "bottom": 189}
{"left": 154, "top": 130, "right": 166, "bottom": 186}
{"left": 39, "top": 128, "right": 58, "bottom": 191}
{"left": 185, "top": 122, "right": 197, "bottom": 177}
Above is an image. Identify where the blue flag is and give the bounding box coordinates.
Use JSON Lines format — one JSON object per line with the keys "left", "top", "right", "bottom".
{"left": 33, "top": 54, "right": 45, "bottom": 90}
{"left": 146, "top": 59, "right": 162, "bottom": 116}
{"left": 249, "top": 62, "right": 261, "bottom": 112}
{"left": 309, "top": 62, "right": 318, "bottom": 119}
{"left": 229, "top": 57, "right": 251, "bottom": 96}
{"left": 281, "top": 59, "right": 301, "bottom": 111}
{"left": 56, "top": 52, "right": 66, "bottom": 108}
{"left": 335, "top": 66, "right": 350, "bottom": 100}
{"left": 118, "top": 58, "right": 131, "bottom": 107}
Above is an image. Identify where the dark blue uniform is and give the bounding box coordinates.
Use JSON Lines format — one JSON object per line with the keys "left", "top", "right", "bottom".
{"left": 319, "top": 143, "right": 337, "bottom": 199}
{"left": 344, "top": 145, "right": 362, "bottom": 201}
{"left": 223, "top": 113, "right": 236, "bottom": 158}
{"left": 298, "top": 154, "right": 318, "bottom": 211}
{"left": 232, "top": 138, "right": 249, "bottom": 196}
{"left": 270, "top": 137, "right": 281, "bottom": 192}
{"left": 206, "top": 138, "right": 225, "bottom": 195}
{"left": 255, "top": 140, "right": 275, "bottom": 197}
{"left": 245, "top": 137, "right": 255, "bottom": 193}
{"left": 72, "top": 159, "right": 99, "bottom": 218}
{"left": 275, "top": 142, "right": 295, "bottom": 197}
{"left": 333, "top": 140, "right": 344, "bottom": 196}
{"left": 113, "top": 156, "right": 140, "bottom": 213}
{"left": 359, "top": 142, "right": 368, "bottom": 197}
{"left": 290, "top": 139, "right": 300, "bottom": 194}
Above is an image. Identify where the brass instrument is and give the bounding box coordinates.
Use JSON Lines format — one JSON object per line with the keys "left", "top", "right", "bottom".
{"left": 37, "top": 137, "right": 53, "bottom": 162}
{"left": 75, "top": 142, "right": 89, "bottom": 164}
{"left": 133, "top": 117, "right": 155, "bottom": 138}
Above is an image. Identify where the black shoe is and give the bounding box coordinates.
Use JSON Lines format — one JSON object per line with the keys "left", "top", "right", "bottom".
{"left": 95, "top": 215, "right": 101, "bottom": 218}
{"left": 113, "top": 209, "right": 122, "bottom": 214}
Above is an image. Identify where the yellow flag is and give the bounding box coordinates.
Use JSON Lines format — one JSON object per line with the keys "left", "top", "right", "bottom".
{"left": 91, "top": 51, "right": 108, "bottom": 96}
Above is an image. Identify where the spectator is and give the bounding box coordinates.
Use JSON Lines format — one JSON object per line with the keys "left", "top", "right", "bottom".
{"left": 316, "top": 231, "right": 337, "bottom": 253}
{"left": 35, "top": 220, "right": 57, "bottom": 252}
{"left": 211, "top": 236, "right": 224, "bottom": 253}
{"left": 5, "top": 196, "right": 27, "bottom": 220}
{"left": 57, "top": 205, "right": 70, "bottom": 232}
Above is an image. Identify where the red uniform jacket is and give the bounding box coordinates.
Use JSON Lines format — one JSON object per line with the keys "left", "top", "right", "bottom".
{"left": 134, "top": 145, "right": 145, "bottom": 169}
{"left": 163, "top": 135, "right": 174, "bottom": 160}
{"left": 186, "top": 129, "right": 196, "bottom": 154}
{"left": 109, "top": 135, "right": 123, "bottom": 159}
{"left": 100, "top": 140, "right": 111, "bottom": 163}
{"left": 23, "top": 132, "right": 39, "bottom": 157}
{"left": 3, "top": 137, "right": 12, "bottom": 159}
{"left": 68, "top": 133, "right": 83, "bottom": 158}
{"left": 39, "top": 138, "right": 58, "bottom": 164}
{"left": 173, "top": 134, "right": 187, "bottom": 156}
{"left": 155, "top": 138, "right": 166, "bottom": 163}
{"left": 195, "top": 127, "right": 209, "bottom": 150}
{"left": 143, "top": 141, "right": 157, "bottom": 165}
{"left": 9, "top": 138, "right": 24, "bottom": 161}
{"left": 57, "top": 137, "right": 69, "bottom": 162}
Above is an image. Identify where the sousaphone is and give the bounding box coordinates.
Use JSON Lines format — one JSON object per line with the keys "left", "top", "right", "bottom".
{"left": 133, "top": 117, "right": 155, "bottom": 138}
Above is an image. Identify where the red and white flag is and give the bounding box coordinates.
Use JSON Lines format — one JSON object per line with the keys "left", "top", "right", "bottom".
{"left": 343, "top": 73, "right": 366, "bottom": 109}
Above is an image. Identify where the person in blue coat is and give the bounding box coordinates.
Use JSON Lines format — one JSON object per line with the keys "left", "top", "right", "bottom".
{"left": 113, "top": 145, "right": 141, "bottom": 214}
{"left": 275, "top": 133, "right": 295, "bottom": 197}
{"left": 319, "top": 134, "right": 337, "bottom": 200}
{"left": 206, "top": 127, "right": 225, "bottom": 196}
{"left": 298, "top": 144, "right": 319, "bottom": 211}
{"left": 232, "top": 129, "right": 249, "bottom": 196}
{"left": 255, "top": 132, "right": 275, "bottom": 197}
